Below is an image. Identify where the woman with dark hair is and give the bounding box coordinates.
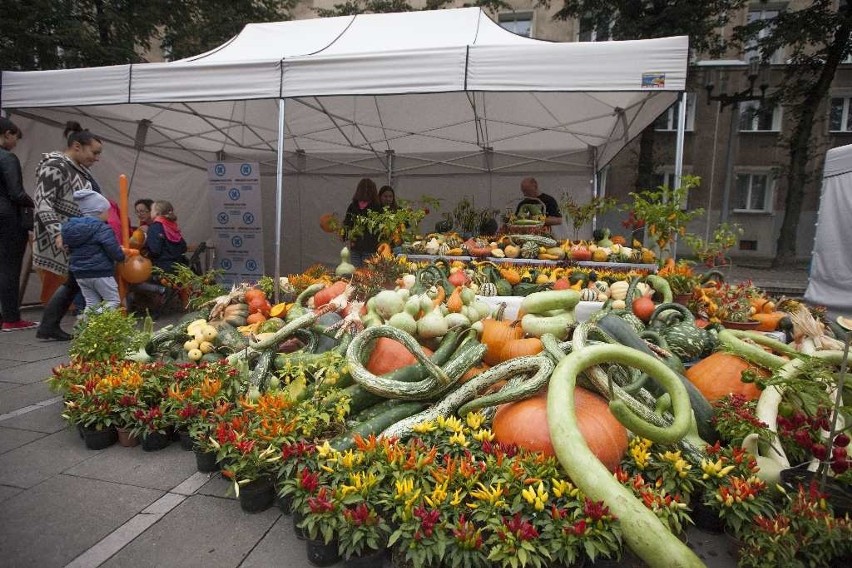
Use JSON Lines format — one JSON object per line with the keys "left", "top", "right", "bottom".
{"left": 378, "top": 185, "right": 399, "bottom": 210}
{"left": 134, "top": 198, "right": 154, "bottom": 230}
{"left": 33, "top": 121, "right": 104, "bottom": 341}
{"left": 343, "top": 178, "right": 380, "bottom": 267}
{"left": 0, "top": 117, "right": 38, "bottom": 331}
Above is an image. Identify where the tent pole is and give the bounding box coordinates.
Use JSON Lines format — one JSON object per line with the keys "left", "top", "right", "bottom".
{"left": 274, "top": 98, "right": 286, "bottom": 303}
{"left": 591, "top": 146, "right": 599, "bottom": 233}
{"left": 672, "top": 91, "right": 688, "bottom": 260}
{"left": 674, "top": 91, "right": 686, "bottom": 191}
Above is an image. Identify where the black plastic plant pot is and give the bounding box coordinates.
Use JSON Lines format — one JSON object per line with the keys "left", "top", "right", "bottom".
{"left": 238, "top": 478, "right": 275, "bottom": 513}
{"left": 343, "top": 547, "right": 386, "bottom": 568}
{"left": 194, "top": 449, "right": 219, "bottom": 473}
{"left": 83, "top": 425, "right": 118, "bottom": 450}
{"left": 178, "top": 429, "right": 194, "bottom": 451}
{"left": 141, "top": 431, "right": 171, "bottom": 452}
{"left": 306, "top": 537, "right": 340, "bottom": 567}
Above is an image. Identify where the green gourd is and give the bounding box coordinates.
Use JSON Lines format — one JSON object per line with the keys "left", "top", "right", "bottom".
{"left": 336, "top": 246, "right": 356, "bottom": 276}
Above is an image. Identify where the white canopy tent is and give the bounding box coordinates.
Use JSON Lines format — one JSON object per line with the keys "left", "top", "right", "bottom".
{"left": 805, "top": 144, "right": 852, "bottom": 318}
{"left": 1, "top": 7, "right": 689, "bottom": 276}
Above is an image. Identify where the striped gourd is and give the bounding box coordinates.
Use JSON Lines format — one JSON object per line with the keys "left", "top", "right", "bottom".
{"left": 520, "top": 241, "right": 539, "bottom": 259}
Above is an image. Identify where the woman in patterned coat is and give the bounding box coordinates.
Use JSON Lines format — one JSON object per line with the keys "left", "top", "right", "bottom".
{"left": 33, "top": 121, "right": 104, "bottom": 341}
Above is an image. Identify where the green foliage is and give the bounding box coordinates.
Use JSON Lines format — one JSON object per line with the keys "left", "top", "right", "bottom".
{"left": 347, "top": 206, "right": 426, "bottom": 245}
{"left": 152, "top": 264, "right": 226, "bottom": 311}
{"left": 0, "top": 0, "right": 162, "bottom": 69}
{"left": 684, "top": 222, "right": 742, "bottom": 266}
{"left": 69, "top": 306, "right": 145, "bottom": 362}
{"left": 0, "top": 0, "right": 299, "bottom": 70}
{"left": 548, "top": 0, "right": 746, "bottom": 53}
{"left": 559, "top": 194, "right": 617, "bottom": 239}
{"left": 160, "top": 0, "right": 299, "bottom": 61}
{"left": 626, "top": 174, "right": 704, "bottom": 260}
{"left": 732, "top": 1, "right": 852, "bottom": 264}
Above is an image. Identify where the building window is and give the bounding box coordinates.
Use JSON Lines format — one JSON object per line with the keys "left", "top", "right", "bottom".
{"left": 498, "top": 12, "right": 532, "bottom": 37}
{"left": 745, "top": 7, "right": 783, "bottom": 64}
{"left": 829, "top": 97, "right": 852, "bottom": 132}
{"left": 577, "top": 15, "right": 613, "bottom": 42}
{"left": 650, "top": 170, "right": 690, "bottom": 209}
{"left": 734, "top": 172, "right": 772, "bottom": 212}
{"left": 655, "top": 93, "right": 696, "bottom": 131}
{"left": 739, "top": 100, "right": 781, "bottom": 132}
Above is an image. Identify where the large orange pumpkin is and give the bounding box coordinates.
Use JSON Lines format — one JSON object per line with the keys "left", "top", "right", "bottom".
{"left": 365, "top": 337, "right": 433, "bottom": 376}
{"left": 492, "top": 388, "right": 628, "bottom": 471}
{"left": 685, "top": 352, "right": 767, "bottom": 402}
{"left": 118, "top": 255, "right": 152, "bottom": 284}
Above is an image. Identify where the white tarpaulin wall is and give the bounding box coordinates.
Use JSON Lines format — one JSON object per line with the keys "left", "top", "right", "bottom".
{"left": 805, "top": 144, "right": 852, "bottom": 317}
{"left": 1, "top": 7, "right": 688, "bottom": 275}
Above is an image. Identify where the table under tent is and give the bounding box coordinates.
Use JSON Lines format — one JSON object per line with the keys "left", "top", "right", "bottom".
{"left": 1, "top": 7, "right": 689, "bottom": 279}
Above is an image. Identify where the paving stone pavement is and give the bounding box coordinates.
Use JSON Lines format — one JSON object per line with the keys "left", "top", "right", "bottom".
{"left": 0, "top": 307, "right": 744, "bottom": 568}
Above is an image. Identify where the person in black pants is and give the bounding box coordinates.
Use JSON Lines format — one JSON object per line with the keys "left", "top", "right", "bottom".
{"left": 0, "top": 117, "right": 38, "bottom": 332}
{"left": 33, "top": 121, "right": 104, "bottom": 341}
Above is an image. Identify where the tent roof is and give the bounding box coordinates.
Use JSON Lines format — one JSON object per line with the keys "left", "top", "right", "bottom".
{"left": 822, "top": 143, "right": 852, "bottom": 179}
{"left": 1, "top": 7, "right": 688, "bottom": 174}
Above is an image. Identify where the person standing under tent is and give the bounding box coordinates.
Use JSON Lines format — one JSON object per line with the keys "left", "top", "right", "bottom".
{"left": 514, "top": 177, "right": 563, "bottom": 232}
{"left": 33, "top": 121, "right": 104, "bottom": 341}
{"left": 343, "top": 178, "right": 381, "bottom": 267}
{"left": 0, "top": 117, "right": 38, "bottom": 331}
{"left": 61, "top": 190, "right": 125, "bottom": 317}
{"left": 378, "top": 185, "right": 399, "bottom": 211}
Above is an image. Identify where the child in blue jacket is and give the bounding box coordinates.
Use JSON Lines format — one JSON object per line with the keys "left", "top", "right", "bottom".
{"left": 61, "top": 190, "right": 125, "bottom": 316}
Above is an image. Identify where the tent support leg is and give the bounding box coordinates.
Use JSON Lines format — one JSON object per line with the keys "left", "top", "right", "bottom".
{"left": 274, "top": 98, "right": 286, "bottom": 303}
{"left": 672, "top": 91, "right": 688, "bottom": 260}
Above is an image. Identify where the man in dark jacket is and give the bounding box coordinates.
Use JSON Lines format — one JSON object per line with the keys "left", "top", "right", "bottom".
{"left": 61, "top": 190, "right": 125, "bottom": 315}
{"left": 0, "top": 117, "right": 37, "bottom": 331}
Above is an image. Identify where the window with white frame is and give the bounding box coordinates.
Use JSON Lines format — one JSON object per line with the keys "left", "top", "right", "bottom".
{"left": 655, "top": 93, "right": 696, "bottom": 131}
{"left": 744, "top": 7, "right": 783, "bottom": 64}
{"left": 734, "top": 172, "right": 773, "bottom": 212}
{"left": 829, "top": 97, "right": 852, "bottom": 132}
{"left": 650, "top": 170, "right": 690, "bottom": 210}
{"left": 739, "top": 100, "right": 781, "bottom": 131}
{"left": 498, "top": 12, "right": 532, "bottom": 37}
{"left": 577, "top": 15, "right": 613, "bottom": 42}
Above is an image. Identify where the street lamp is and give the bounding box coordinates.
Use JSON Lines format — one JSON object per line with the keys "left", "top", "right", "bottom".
{"left": 704, "top": 61, "right": 769, "bottom": 224}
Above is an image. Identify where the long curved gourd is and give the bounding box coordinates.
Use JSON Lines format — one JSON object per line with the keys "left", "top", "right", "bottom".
{"left": 716, "top": 329, "right": 787, "bottom": 371}
{"left": 347, "top": 325, "right": 484, "bottom": 400}
{"left": 457, "top": 355, "right": 557, "bottom": 416}
{"left": 547, "top": 344, "right": 704, "bottom": 568}
{"left": 382, "top": 355, "right": 554, "bottom": 439}
{"left": 571, "top": 323, "right": 700, "bottom": 450}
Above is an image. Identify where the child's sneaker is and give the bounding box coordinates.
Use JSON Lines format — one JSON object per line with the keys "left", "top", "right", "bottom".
{"left": 2, "top": 320, "right": 39, "bottom": 332}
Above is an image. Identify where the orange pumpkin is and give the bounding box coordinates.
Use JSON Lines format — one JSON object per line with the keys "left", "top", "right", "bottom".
{"left": 492, "top": 388, "right": 628, "bottom": 471}
{"left": 365, "top": 337, "right": 433, "bottom": 376}
{"left": 480, "top": 317, "right": 523, "bottom": 365}
{"left": 610, "top": 234, "right": 627, "bottom": 246}
{"left": 752, "top": 311, "right": 786, "bottom": 332}
{"left": 498, "top": 337, "right": 543, "bottom": 361}
{"left": 128, "top": 228, "right": 146, "bottom": 249}
{"left": 118, "top": 255, "right": 152, "bottom": 284}
{"left": 246, "top": 312, "right": 267, "bottom": 325}
{"left": 244, "top": 288, "right": 267, "bottom": 305}
{"left": 685, "top": 352, "right": 768, "bottom": 402}
{"left": 319, "top": 213, "right": 339, "bottom": 234}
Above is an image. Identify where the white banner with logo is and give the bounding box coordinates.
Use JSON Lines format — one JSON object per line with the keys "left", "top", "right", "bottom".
{"left": 208, "top": 162, "right": 264, "bottom": 285}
